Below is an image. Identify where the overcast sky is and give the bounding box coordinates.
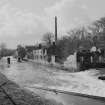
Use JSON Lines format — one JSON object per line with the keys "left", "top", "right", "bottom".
{"left": 0, "top": 0, "right": 105, "bottom": 48}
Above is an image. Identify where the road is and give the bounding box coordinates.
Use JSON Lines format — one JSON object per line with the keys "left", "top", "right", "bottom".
{"left": 0, "top": 59, "right": 66, "bottom": 88}
{"left": 0, "top": 57, "right": 105, "bottom": 105}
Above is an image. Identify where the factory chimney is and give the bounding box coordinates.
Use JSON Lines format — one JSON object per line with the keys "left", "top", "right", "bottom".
{"left": 55, "top": 16, "right": 57, "bottom": 44}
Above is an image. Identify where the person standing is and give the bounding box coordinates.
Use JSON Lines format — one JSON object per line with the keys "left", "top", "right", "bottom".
{"left": 7, "top": 56, "right": 10, "bottom": 67}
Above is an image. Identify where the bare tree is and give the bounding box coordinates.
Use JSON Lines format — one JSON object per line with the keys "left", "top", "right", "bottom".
{"left": 17, "top": 45, "right": 26, "bottom": 60}
{"left": 42, "top": 32, "right": 54, "bottom": 45}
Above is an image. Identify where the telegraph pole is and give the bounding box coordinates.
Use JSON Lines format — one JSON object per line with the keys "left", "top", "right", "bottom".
{"left": 55, "top": 16, "right": 57, "bottom": 44}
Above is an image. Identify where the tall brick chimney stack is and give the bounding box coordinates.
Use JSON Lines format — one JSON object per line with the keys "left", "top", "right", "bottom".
{"left": 55, "top": 16, "right": 57, "bottom": 44}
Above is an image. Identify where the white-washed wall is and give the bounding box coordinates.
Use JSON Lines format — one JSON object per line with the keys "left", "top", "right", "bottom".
{"left": 33, "top": 49, "right": 56, "bottom": 64}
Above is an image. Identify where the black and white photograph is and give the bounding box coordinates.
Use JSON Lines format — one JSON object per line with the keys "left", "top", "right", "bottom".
{"left": 0, "top": 0, "right": 105, "bottom": 105}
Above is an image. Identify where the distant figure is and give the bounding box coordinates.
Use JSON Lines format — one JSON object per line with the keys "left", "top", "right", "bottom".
{"left": 18, "top": 57, "right": 21, "bottom": 62}
{"left": 7, "top": 57, "right": 10, "bottom": 67}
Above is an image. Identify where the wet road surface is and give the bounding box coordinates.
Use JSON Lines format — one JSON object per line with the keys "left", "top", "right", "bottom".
{"left": 0, "top": 58, "right": 105, "bottom": 105}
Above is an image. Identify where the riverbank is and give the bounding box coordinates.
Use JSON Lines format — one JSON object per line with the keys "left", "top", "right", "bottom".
{"left": 0, "top": 72, "right": 61, "bottom": 105}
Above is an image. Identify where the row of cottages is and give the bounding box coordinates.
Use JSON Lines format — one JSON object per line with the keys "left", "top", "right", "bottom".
{"left": 33, "top": 47, "right": 48, "bottom": 63}
{"left": 25, "top": 43, "right": 57, "bottom": 64}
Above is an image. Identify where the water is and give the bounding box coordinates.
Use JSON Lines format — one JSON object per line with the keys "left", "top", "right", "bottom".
{"left": 1, "top": 61, "right": 105, "bottom": 97}
{"left": 0, "top": 58, "right": 105, "bottom": 105}
{"left": 27, "top": 87, "right": 105, "bottom": 105}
